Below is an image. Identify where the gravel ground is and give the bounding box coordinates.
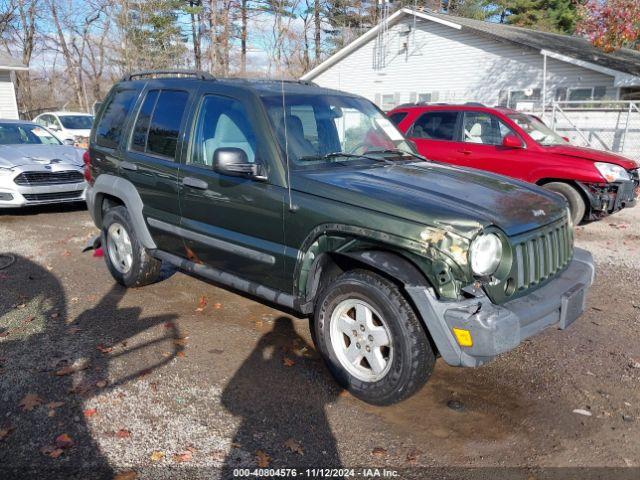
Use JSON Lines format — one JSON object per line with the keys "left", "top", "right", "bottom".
{"left": 0, "top": 203, "right": 639, "bottom": 479}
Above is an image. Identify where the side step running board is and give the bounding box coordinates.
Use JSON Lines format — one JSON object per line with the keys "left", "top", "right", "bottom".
{"left": 152, "top": 250, "right": 299, "bottom": 311}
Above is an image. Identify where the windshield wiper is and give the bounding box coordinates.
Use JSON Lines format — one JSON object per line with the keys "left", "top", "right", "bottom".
{"left": 366, "top": 148, "right": 428, "bottom": 161}
{"left": 298, "top": 151, "right": 395, "bottom": 164}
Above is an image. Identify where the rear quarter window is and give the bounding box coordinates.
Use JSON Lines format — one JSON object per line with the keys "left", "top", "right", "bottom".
{"left": 388, "top": 111, "right": 408, "bottom": 126}
{"left": 95, "top": 89, "right": 138, "bottom": 149}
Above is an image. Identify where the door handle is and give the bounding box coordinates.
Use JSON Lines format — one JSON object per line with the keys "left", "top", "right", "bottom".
{"left": 182, "top": 176, "right": 208, "bottom": 190}
{"left": 121, "top": 161, "right": 138, "bottom": 171}
{"left": 458, "top": 150, "right": 472, "bottom": 155}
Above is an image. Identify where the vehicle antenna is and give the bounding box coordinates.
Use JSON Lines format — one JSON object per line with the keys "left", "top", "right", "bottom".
{"left": 281, "top": 74, "right": 293, "bottom": 211}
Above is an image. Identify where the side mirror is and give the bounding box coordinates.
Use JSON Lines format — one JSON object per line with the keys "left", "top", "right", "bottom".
{"left": 502, "top": 133, "right": 523, "bottom": 149}
{"left": 50, "top": 125, "right": 60, "bottom": 131}
{"left": 213, "top": 147, "right": 265, "bottom": 180}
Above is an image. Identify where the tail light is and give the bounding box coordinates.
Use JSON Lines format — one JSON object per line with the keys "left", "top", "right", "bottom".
{"left": 83, "top": 150, "right": 93, "bottom": 184}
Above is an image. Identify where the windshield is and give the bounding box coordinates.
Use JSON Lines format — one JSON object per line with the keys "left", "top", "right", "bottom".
{"left": 0, "top": 123, "right": 62, "bottom": 145}
{"left": 508, "top": 113, "right": 566, "bottom": 146}
{"left": 59, "top": 115, "right": 94, "bottom": 130}
{"left": 261, "top": 94, "right": 416, "bottom": 169}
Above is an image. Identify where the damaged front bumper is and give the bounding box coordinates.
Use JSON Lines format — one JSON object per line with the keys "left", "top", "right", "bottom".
{"left": 406, "top": 248, "right": 595, "bottom": 367}
{"left": 578, "top": 174, "right": 638, "bottom": 219}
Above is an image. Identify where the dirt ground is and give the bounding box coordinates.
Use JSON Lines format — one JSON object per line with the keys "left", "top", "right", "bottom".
{"left": 0, "top": 203, "right": 639, "bottom": 479}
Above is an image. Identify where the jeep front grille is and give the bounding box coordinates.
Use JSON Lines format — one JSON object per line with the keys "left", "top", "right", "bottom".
{"left": 514, "top": 219, "right": 573, "bottom": 291}
{"left": 14, "top": 170, "right": 84, "bottom": 186}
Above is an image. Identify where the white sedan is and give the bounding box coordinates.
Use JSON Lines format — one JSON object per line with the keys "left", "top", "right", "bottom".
{"left": 0, "top": 120, "right": 86, "bottom": 208}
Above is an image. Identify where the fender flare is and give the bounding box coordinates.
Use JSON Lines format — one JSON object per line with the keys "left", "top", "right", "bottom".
{"left": 87, "top": 174, "right": 157, "bottom": 249}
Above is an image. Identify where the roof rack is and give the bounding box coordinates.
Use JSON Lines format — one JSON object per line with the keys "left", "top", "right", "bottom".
{"left": 121, "top": 70, "right": 215, "bottom": 82}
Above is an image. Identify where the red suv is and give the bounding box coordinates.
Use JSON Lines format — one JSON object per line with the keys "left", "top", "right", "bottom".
{"left": 388, "top": 104, "right": 639, "bottom": 224}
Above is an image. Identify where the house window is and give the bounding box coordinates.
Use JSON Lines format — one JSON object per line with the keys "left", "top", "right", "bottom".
{"left": 568, "top": 88, "right": 593, "bottom": 102}
{"left": 381, "top": 94, "right": 396, "bottom": 111}
{"left": 418, "top": 93, "right": 431, "bottom": 103}
{"left": 508, "top": 89, "right": 541, "bottom": 109}
{"left": 619, "top": 87, "right": 640, "bottom": 101}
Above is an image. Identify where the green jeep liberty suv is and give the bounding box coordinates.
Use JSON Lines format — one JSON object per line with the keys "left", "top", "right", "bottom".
{"left": 85, "top": 71, "right": 594, "bottom": 405}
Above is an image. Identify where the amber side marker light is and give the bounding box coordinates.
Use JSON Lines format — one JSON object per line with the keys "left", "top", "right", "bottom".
{"left": 452, "top": 328, "right": 473, "bottom": 347}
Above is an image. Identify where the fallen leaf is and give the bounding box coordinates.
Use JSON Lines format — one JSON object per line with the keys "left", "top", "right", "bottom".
{"left": 406, "top": 448, "right": 421, "bottom": 463}
{"left": 213, "top": 303, "right": 222, "bottom": 309}
{"left": 173, "top": 338, "right": 188, "bottom": 347}
{"left": 283, "top": 356, "right": 295, "bottom": 367}
{"left": 113, "top": 471, "right": 137, "bottom": 480}
{"left": 573, "top": 409, "right": 592, "bottom": 417}
{"left": 255, "top": 450, "right": 270, "bottom": 468}
{"left": 55, "top": 359, "right": 90, "bottom": 376}
{"left": 19, "top": 393, "right": 43, "bottom": 411}
{"left": 176, "top": 351, "right": 186, "bottom": 357}
{"left": 195, "top": 295, "right": 207, "bottom": 312}
{"left": 96, "top": 344, "right": 113, "bottom": 354}
{"left": 150, "top": 382, "right": 158, "bottom": 392}
{"left": 371, "top": 447, "right": 387, "bottom": 457}
{"left": 84, "top": 408, "right": 98, "bottom": 418}
{"left": 150, "top": 450, "right": 165, "bottom": 461}
{"left": 55, "top": 433, "right": 74, "bottom": 449}
{"left": 116, "top": 429, "right": 131, "bottom": 438}
{"left": 96, "top": 380, "right": 108, "bottom": 388}
{"left": 172, "top": 450, "right": 193, "bottom": 463}
{"left": 283, "top": 438, "right": 304, "bottom": 455}
{"left": 15, "top": 303, "right": 26, "bottom": 309}
{"left": 41, "top": 446, "right": 64, "bottom": 458}
{"left": 0, "top": 426, "right": 15, "bottom": 441}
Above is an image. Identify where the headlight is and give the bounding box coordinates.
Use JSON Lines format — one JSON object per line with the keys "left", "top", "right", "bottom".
{"left": 595, "top": 162, "right": 631, "bottom": 182}
{"left": 470, "top": 233, "right": 503, "bottom": 276}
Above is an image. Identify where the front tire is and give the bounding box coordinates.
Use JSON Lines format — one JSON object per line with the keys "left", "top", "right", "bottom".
{"left": 543, "top": 182, "right": 586, "bottom": 224}
{"left": 102, "top": 206, "right": 161, "bottom": 287}
{"left": 313, "top": 270, "right": 435, "bottom": 405}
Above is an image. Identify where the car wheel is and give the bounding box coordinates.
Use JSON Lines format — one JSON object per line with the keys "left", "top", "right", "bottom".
{"left": 543, "top": 182, "right": 586, "bottom": 225}
{"left": 101, "top": 206, "right": 161, "bottom": 287}
{"left": 313, "top": 270, "right": 435, "bottom": 405}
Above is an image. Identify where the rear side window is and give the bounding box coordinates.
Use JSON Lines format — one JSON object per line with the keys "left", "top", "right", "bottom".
{"left": 130, "top": 89, "right": 189, "bottom": 160}
{"left": 96, "top": 89, "right": 137, "bottom": 149}
{"left": 411, "top": 111, "right": 458, "bottom": 141}
{"left": 388, "top": 111, "right": 408, "bottom": 126}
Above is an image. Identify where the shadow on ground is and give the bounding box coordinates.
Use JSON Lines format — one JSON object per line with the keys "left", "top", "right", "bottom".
{"left": 221, "top": 317, "right": 343, "bottom": 473}
{"left": 0, "top": 254, "right": 180, "bottom": 479}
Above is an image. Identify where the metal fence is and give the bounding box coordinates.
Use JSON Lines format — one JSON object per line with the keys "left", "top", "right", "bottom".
{"left": 545, "top": 100, "right": 640, "bottom": 161}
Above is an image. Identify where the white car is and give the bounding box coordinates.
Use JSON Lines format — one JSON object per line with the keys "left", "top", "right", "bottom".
{"left": 0, "top": 120, "right": 86, "bottom": 208}
{"left": 33, "top": 111, "right": 94, "bottom": 146}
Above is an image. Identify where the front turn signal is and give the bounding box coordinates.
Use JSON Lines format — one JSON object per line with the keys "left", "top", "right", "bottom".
{"left": 452, "top": 327, "right": 473, "bottom": 347}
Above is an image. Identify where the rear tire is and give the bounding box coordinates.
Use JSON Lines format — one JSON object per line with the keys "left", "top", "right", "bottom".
{"left": 543, "top": 182, "right": 586, "bottom": 224}
{"left": 101, "top": 206, "right": 161, "bottom": 287}
{"left": 313, "top": 270, "right": 435, "bottom": 405}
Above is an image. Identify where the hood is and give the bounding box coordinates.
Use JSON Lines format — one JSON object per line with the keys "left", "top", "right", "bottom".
{"left": 0, "top": 144, "right": 84, "bottom": 169}
{"left": 64, "top": 128, "right": 91, "bottom": 137}
{"left": 545, "top": 144, "right": 638, "bottom": 170}
{"left": 293, "top": 162, "right": 567, "bottom": 238}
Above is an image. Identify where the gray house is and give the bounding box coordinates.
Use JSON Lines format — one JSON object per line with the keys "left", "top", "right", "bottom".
{"left": 0, "top": 52, "right": 27, "bottom": 119}
{"left": 301, "top": 8, "right": 640, "bottom": 111}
